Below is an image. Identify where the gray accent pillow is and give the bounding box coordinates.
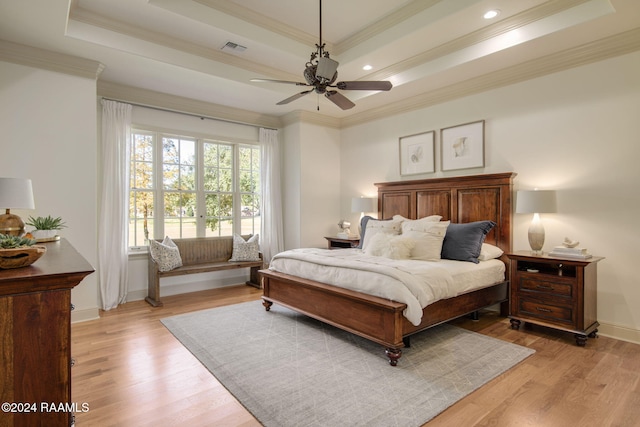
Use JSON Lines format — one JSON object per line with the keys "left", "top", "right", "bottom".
{"left": 149, "top": 236, "right": 183, "bottom": 272}
{"left": 441, "top": 221, "right": 496, "bottom": 263}
{"left": 356, "top": 216, "right": 373, "bottom": 249}
{"left": 229, "top": 234, "right": 261, "bottom": 262}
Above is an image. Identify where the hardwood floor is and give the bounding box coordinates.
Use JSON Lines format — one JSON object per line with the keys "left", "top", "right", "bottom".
{"left": 71, "top": 285, "right": 640, "bottom": 427}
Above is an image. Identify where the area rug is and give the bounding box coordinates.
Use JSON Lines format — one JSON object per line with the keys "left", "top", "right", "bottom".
{"left": 161, "top": 300, "right": 534, "bottom": 427}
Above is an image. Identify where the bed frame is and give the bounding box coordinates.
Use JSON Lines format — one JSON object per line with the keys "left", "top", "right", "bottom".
{"left": 260, "top": 172, "right": 516, "bottom": 365}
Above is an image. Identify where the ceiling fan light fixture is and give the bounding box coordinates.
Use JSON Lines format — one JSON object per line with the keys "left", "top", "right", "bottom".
{"left": 316, "top": 57, "right": 339, "bottom": 80}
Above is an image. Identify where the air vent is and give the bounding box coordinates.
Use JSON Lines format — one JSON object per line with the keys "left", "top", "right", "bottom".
{"left": 221, "top": 41, "right": 247, "bottom": 53}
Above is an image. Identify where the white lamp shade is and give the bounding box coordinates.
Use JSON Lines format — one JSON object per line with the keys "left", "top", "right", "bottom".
{"left": 516, "top": 190, "right": 556, "bottom": 214}
{"left": 0, "top": 178, "right": 35, "bottom": 210}
{"left": 351, "top": 197, "right": 377, "bottom": 213}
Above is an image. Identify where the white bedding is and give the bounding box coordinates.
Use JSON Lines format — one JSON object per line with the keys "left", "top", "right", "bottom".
{"left": 268, "top": 248, "right": 505, "bottom": 326}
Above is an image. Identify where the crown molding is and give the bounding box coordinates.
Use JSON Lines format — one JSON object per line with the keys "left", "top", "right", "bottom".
{"left": 97, "top": 81, "right": 282, "bottom": 130}
{"left": 0, "top": 39, "right": 104, "bottom": 79}
{"left": 193, "top": 0, "right": 324, "bottom": 51}
{"left": 365, "top": 0, "right": 591, "bottom": 82}
{"left": 68, "top": 6, "right": 301, "bottom": 82}
{"left": 334, "top": 0, "right": 442, "bottom": 55}
{"left": 280, "top": 110, "right": 341, "bottom": 129}
{"left": 341, "top": 28, "right": 640, "bottom": 128}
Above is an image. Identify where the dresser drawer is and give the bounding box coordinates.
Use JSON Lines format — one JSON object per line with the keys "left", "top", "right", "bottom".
{"left": 517, "top": 276, "right": 574, "bottom": 297}
{"left": 518, "top": 298, "right": 574, "bottom": 325}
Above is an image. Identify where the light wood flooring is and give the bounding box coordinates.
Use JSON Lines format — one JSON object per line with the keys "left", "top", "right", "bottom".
{"left": 71, "top": 285, "right": 640, "bottom": 427}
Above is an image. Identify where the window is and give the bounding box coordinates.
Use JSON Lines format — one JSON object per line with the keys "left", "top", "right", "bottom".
{"left": 129, "top": 129, "right": 260, "bottom": 248}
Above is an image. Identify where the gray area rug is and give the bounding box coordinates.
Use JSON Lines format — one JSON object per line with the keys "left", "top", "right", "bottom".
{"left": 161, "top": 300, "right": 534, "bottom": 427}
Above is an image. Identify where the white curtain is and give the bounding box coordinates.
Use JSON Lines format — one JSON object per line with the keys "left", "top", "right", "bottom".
{"left": 99, "top": 100, "right": 132, "bottom": 310}
{"left": 259, "top": 128, "right": 284, "bottom": 263}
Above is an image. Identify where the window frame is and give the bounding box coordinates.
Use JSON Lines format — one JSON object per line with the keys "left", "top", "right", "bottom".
{"left": 128, "top": 127, "right": 261, "bottom": 251}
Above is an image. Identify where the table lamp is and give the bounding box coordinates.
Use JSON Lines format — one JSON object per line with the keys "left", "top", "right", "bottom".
{"left": 351, "top": 197, "right": 376, "bottom": 220}
{"left": 0, "top": 177, "right": 35, "bottom": 236}
{"left": 516, "top": 189, "right": 556, "bottom": 254}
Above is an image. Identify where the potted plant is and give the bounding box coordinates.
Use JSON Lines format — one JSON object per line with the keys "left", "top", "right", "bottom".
{"left": 0, "top": 234, "right": 46, "bottom": 269}
{"left": 25, "top": 215, "right": 66, "bottom": 241}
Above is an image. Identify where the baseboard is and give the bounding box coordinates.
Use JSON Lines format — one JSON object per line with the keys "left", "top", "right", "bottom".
{"left": 127, "top": 275, "right": 250, "bottom": 302}
{"left": 71, "top": 307, "right": 100, "bottom": 323}
{"left": 597, "top": 321, "right": 640, "bottom": 345}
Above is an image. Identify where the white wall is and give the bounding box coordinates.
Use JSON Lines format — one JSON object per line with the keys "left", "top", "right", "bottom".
{"left": 340, "top": 52, "right": 640, "bottom": 343}
{"left": 281, "top": 120, "right": 341, "bottom": 249}
{"left": 0, "top": 61, "right": 99, "bottom": 322}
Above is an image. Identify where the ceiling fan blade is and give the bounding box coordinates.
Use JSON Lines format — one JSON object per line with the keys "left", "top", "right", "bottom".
{"left": 251, "top": 78, "right": 309, "bottom": 86}
{"left": 336, "top": 81, "right": 393, "bottom": 91}
{"left": 276, "top": 90, "right": 313, "bottom": 105}
{"left": 325, "top": 91, "right": 355, "bottom": 110}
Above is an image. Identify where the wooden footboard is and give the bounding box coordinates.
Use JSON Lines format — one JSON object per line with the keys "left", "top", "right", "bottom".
{"left": 260, "top": 269, "right": 508, "bottom": 366}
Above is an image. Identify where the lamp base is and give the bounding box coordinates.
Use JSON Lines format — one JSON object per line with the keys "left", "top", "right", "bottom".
{"left": 0, "top": 212, "right": 26, "bottom": 236}
{"left": 527, "top": 216, "right": 545, "bottom": 255}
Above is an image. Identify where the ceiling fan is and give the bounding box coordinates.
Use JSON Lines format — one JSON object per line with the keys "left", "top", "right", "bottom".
{"left": 250, "top": 0, "right": 392, "bottom": 110}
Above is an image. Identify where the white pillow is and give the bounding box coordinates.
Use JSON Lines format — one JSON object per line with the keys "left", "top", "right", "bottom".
{"left": 393, "top": 214, "right": 442, "bottom": 223}
{"left": 401, "top": 220, "right": 450, "bottom": 261}
{"left": 478, "top": 243, "right": 504, "bottom": 261}
{"left": 229, "top": 234, "right": 261, "bottom": 262}
{"left": 149, "top": 236, "right": 183, "bottom": 272}
{"left": 361, "top": 218, "right": 403, "bottom": 251}
{"left": 364, "top": 233, "right": 415, "bottom": 260}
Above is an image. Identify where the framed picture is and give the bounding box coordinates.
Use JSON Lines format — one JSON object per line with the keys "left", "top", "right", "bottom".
{"left": 441, "top": 120, "right": 485, "bottom": 171}
{"left": 399, "top": 130, "right": 435, "bottom": 176}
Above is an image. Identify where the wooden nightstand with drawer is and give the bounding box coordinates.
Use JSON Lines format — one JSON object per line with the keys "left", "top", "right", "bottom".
{"left": 507, "top": 251, "right": 604, "bottom": 346}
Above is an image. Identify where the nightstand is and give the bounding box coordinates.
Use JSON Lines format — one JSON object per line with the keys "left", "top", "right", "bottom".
{"left": 507, "top": 251, "right": 604, "bottom": 346}
{"left": 325, "top": 236, "right": 360, "bottom": 249}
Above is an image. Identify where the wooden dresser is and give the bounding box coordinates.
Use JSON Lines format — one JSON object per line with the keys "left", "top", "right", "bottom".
{"left": 0, "top": 239, "right": 94, "bottom": 427}
{"left": 507, "top": 251, "right": 603, "bottom": 346}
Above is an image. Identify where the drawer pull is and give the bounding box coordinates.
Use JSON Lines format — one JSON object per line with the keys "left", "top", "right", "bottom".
{"left": 536, "top": 285, "right": 554, "bottom": 290}
{"left": 536, "top": 307, "right": 552, "bottom": 313}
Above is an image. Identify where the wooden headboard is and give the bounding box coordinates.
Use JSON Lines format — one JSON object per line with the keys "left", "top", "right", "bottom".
{"left": 375, "top": 172, "right": 516, "bottom": 254}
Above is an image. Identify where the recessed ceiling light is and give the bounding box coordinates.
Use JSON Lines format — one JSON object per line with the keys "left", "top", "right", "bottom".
{"left": 483, "top": 9, "right": 500, "bottom": 19}
{"left": 362, "top": 65, "right": 373, "bottom": 71}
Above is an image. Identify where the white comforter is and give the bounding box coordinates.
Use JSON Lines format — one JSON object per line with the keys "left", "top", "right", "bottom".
{"left": 269, "top": 248, "right": 501, "bottom": 326}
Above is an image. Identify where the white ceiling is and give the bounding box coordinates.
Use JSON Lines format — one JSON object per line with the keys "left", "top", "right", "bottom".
{"left": 1, "top": 0, "right": 639, "bottom": 124}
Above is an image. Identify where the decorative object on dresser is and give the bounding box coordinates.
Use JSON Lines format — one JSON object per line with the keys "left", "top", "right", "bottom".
{"left": 0, "top": 234, "right": 46, "bottom": 269}
{"left": 0, "top": 177, "right": 35, "bottom": 236}
{"left": 507, "top": 251, "right": 603, "bottom": 346}
{"left": 548, "top": 237, "right": 592, "bottom": 259}
{"left": 399, "top": 130, "right": 435, "bottom": 175}
{"left": 146, "top": 236, "right": 263, "bottom": 307}
{"left": 516, "top": 189, "right": 557, "bottom": 254}
{"left": 0, "top": 238, "right": 94, "bottom": 426}
{"left": 25, "top": 214, "right": 67, "bottom": 242}
{"left": 324, "top": 236, "right": 360, "bottom": 249}
{"left": 440, "top": 120, "right": 485, "bottom": 171}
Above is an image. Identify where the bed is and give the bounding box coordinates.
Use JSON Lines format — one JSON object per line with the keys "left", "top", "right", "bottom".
{"left": 259, "top": 172, "right": 516, "bottom": 365}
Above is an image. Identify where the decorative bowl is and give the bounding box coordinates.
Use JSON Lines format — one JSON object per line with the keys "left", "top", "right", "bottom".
{"left": 0, "top": 246, "right": 47, "bottom": 269}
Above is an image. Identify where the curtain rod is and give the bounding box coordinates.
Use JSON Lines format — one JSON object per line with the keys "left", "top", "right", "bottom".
{"left": 100, "top": 97, "right": 277, "bottom": 131}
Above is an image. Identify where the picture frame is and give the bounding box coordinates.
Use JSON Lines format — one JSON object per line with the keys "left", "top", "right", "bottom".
{"left": 440, "top": 120, "right": 485, "bottom": 171}
{"left": 399, "top": 130, "right": 435, "bottom": 176}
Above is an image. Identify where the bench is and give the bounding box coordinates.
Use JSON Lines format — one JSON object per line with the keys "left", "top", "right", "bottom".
{"left": 146, "top": 236, "right": 263, "bottom": 307}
